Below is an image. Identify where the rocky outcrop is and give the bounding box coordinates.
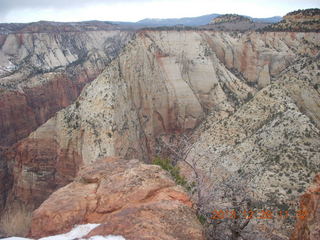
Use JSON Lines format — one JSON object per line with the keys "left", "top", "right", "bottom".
{"left": 29, "top": 157, "right": 204, "bottom": 240}
{"left": 179, "top": 57, "right": 320, "bottom": 239}
{"left": 211, "top": 14, "right": 252, "bottom": 24}
{"left": 290, "top": 174, "right": 320, "bottom": 240}
{"left": 0, "top": 30, "right": 132, "bottom": 146}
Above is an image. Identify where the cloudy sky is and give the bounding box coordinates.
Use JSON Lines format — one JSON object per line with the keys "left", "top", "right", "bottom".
{"left": 0, "top": 0, "right": 319, "bottom": 23}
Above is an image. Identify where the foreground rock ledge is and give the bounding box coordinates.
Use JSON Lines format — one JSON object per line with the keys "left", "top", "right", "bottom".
{"left": 29, "top": 157, "right": 205, "bottom": 240}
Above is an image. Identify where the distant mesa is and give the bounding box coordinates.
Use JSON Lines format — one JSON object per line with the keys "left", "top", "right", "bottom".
{"left": 210, "top": 14, "right": 252, "bottom": 24}
{"left": 262, "top": 8, "right": 320, "bottom": 32}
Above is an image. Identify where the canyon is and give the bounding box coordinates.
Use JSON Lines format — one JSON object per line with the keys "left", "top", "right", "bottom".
{"left": 0, "top": 10, "right": 320, "bottom": 240}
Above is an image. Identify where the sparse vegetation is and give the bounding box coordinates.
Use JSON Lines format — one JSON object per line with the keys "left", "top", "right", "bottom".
{"left": 152, "top": 157, "right": 188, "bottom": 187}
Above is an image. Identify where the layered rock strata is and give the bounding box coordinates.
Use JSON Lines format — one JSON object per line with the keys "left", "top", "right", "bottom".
{"left": 0, "top": 30, "right": 132, "bottom": 146}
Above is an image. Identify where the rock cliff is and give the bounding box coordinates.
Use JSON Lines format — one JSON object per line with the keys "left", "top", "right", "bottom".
{"left": 0, "top": 30, "right": 132, "bottom": 146}
{"left": 0, "top": 29, "right": 132, "bottom": 219}
{"left": 1, "top": 28, "right": 319, "bottom": 239}
{"left": 29, "top": 157, "right": 205, "bottom": 240}
{"left": 179, "top": 55, "right": 320, "bottom": 239}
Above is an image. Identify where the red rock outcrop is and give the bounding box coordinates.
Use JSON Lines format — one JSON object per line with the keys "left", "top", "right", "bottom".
{"left": 290, "top": 173, "right": 320, "bottom": 240}
{"left": 0, "top": 73, "right": 92, "bottom": 147}
{"left": 29, "top": 157, "right": 204, "bottom": 240}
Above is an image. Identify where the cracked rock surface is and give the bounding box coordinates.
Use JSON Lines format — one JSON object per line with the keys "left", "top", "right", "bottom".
{"left": 29, "top": 157, "right": 204, "bottom": 240}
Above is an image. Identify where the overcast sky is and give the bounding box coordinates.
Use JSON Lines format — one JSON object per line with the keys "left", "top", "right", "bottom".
{"left": 0, "top": 0, "right": 319, "bottom": 23}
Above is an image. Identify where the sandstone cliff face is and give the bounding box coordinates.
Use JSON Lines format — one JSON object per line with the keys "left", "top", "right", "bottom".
{"left": 0, "top": 29, "right": 132, "bottom": 222}
{"left": 4, "top": 30, "right": 257, "bottom": 211}
{"left": 1, "top": 30, "right": 319, "bottom": 238}
{"left": 290, "top": 174, "right": 320, "bottom": 240}
{"left": 206, "top": 31, "right": 319, "bottom": 85}
{"left": 0, "top": 30, "right": 132, "bottom": 146}
{"left": 29, "top": 157, "right": 205, "bottom": 240}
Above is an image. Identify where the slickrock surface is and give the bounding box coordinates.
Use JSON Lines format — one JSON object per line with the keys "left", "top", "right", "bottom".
{"left": 29, "top": 157, "right": 204, "bottom": 240}
{"left": 290, "top": 174, "right": 320, "bottom": 240}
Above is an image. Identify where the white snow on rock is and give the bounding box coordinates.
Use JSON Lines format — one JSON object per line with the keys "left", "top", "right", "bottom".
{"left": 2, "top": 224, "right": 126, "bottom": 240}
{"left": 87, "top": 236, "right": 126, "bottom": 240}
{"left": 39, "top": 224, "right": 101, "bottom": 240}
{"left": 2, "top": 238, "right": 31, "bottom": 240}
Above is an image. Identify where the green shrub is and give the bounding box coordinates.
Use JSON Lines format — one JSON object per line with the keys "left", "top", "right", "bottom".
{"left": 197, "top": 214, "right": 207, "bottom": 225}
{"left": 152, "top": 157, "right": 188, "bottom": 187}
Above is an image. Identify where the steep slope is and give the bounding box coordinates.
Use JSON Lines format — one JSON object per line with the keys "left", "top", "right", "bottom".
{"left": 179, "top": 57, "right": 320, "bottom": 239}
{"left": 0, "top": 29, "right": 132, "bottom": 229}
{"left": 0, "top": 29, "right": 132, "bottom": 146}
{"left": 1, "top": 30, "right": 319, "bottom": 238}
{"left": 3, "top": 30, "right": 256, "bottom": 212}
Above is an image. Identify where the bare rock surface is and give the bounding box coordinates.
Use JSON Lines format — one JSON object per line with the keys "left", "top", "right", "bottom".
{"left": 29, "top": 157, "right": 204, "bottom": 240}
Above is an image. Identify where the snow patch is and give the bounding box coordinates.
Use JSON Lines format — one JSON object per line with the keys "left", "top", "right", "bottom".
{"left": 87, "top": 236, "right": 126, "bottom": 240}
{"left": 2, "top": 238, "right": 30, "bottom": 240}
{"left": 39, "top": 224, "right": 101, "bottom": 240}
{"left": 2, "top": 224, "right": 126, "bottom": 240}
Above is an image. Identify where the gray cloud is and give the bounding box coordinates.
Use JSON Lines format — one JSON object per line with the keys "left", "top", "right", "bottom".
{"left": 0, "top": 0, "right": 154, "bottom": 14}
